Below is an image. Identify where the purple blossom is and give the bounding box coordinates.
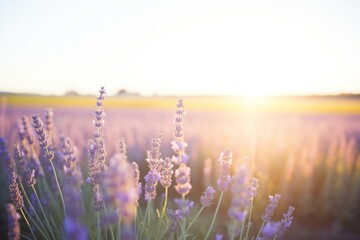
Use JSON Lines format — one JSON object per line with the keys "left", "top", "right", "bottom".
{"left": 262, "top": 221, "right": 279, "bottom": 238}
{"left": 174, "top": 198, "right": 194, "bottom": 217}
{"left": 160, "top": 157, "right": 174, "bottom": 188}
{"left": 64, "top": 217, "right": 87, "bottom": 240}
{"left": 104, "top": 153, "right": 138, "bottom": 223}
{"left": 6, "top": 203, "right": 20, "bottom": 240}
{"left": 24, "top": 168, "right": 36, "bottom": 187}
{"left": 8, "top": 171, "right": 24, "bottom": 209}
{"left": 275, "top": 206, "right": 295, "bottom": 238}
{"left": 228, "top": 164, "right": 251, "bottom": 223}
{"left": 215, "top": 234, "right": 223, "bottom": 240}
{"left": 144, "top": 170, "right": 160, "bottom": 201}
{"left": 146, "top": 134, "right": 162, "bottom": 172}
{"left": 174, "top": 164, "right": 192, "bottom": 196}
{"left": 200, "top": 185, "right": 216, "bottom": 207}
{"left": 262, "top": 194, "right": 281, "bottom": 222}
{"left": 217, "top": 148, "right": 233, "bottom": 191}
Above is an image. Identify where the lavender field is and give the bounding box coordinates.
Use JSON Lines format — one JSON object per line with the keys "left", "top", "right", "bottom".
{"left": 1, "top": 91, "right": 360, "bottom": 240}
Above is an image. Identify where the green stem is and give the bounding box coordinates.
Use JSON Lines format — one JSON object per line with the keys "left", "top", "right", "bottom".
{"left": 239, "top": 220, "right": 245, "bottom": 240}
{"left": 49, "top": 160, "right": 66, "bottom": 216}
{"left": 19, "top": 182, "right": 48, "bottom": 233}
{"left": 161, "top": 187, "right": 169, "bottom": 219}
{"left": 31, "top": 185, "right": 57, "bottom": 239}
{"left": 140, "top": 200, "right": 151, "bottom": 240}
{"left": 244, "top": 198, "right": 255, "bottom": 240}
{"left": 22, "top": 207, "right": 49, "bottom": 240}
{"left": 97, "top": 211, "right": 101, "bottom": 240}
{"left": 20, "top": 208, "right": 37, "bottom": 240}
{"left": 185, "top": 205, "right": 205, "bottom": 232}
{"left": 101, "top": 198, "right": 115, "bottom": 240}
{"left": 204, "top": 191, "right": 224, "bottom": 240}
{"left": 255, "top": 221, "right": 266, "bottom": 240}
{"left": 118, "top": 218, "right": 122, "bottom": 240}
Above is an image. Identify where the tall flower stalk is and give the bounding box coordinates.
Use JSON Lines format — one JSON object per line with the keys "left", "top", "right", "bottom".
{"left": 32, "top": 114, "right": 66, "bottom": 215}
{"left": 205, "top": 148, "right": 233, "bottom": 240}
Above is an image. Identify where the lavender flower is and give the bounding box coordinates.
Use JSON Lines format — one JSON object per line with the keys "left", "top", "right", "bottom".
{"left": 131, "top": 161, "right": 142, "bottom": 204}
{"left": 44, "top": 108, "right": 55, "bottom": 148}
{"left": 215, "top": 234, "right": 223, "bottom": 240}
{"left": 146, "top": 133, "right": 162, "bottom": 171}
{"left": 275, "top": 206, "right": 295, "bottom": 238}
{"left": 160, "top": 157, "right": 174, "bottom": 188}
{"left": 217, "top": 148, "right": 233, "bottom": 192}
{"left": 8, "top": 171, "right": 24, "bottom": 209}
{"left": 104, "top": 153, "right": 138, "bottom": 223}
{"left": 0, "top": 137, "right": 15, "bottom": 171}
{"left": 167, "top": 209, "right": 183, "bottom": 232}
{"left": 144, "top": 170, "right": 160, "bottom": 201}
{"left": 118, "top": 138, "right": 127, "bottom": 161}
{"left": 262, "top": 194, "right": 281, "bottom": 222}
{"left": 13, "top": 145, "right": 25, "bottom": 173}
{"left": 87, "top": 87, "right": 108, "bottom": 210}
{"left": 20, "top": 115, "right": 35, "bottom": 146}
{"left": 174, "top": 198, "right": 194, "bottom": 217}
{"left": 60, "top": 135, "right": 83, "bottom": 184}
{"left": 64, "top": 217, "right": 87, "bottom": 240}
{"left": 174, "top": 163, "right": 192, "bottom": 196}
{"left": 24, "top": 168, "right": 36, "bottom": 187}
{"left": 228, "top": 164, "right": 249, "bottom": 222}
{"left": 200, "top": 185, "right": 216, "bottom": 207}
{"left": 6, "top": 203, "right": 20, "bottom": 240}
{"left": 261, "top": 221, "right": 280, "bottom": 238}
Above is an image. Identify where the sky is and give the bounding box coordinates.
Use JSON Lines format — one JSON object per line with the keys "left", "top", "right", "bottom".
{"left": 0, "top": 0, "right": 360, "bottom": 97}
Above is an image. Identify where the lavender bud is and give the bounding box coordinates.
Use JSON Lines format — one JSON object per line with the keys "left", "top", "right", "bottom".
{"left": 217, "top": 148, "right": 233, "bottom": 191}
{"left": 160, "top": 157, "right": 174, "bottom": 188}
{"left": 144, "top": 170, "right": 160, "bottom": 201}
{"left": 200, "top": 185, "right": 216, "bottom": 207}
{"left": 8, "top": 171, "right": 24, "bottom": 209}
{"left": 275, "top": 206, "right": 295, "bottom": 238}
{"left": 262, "top": 194, "right": 281, "bottom": 222}
{"left": 24, "top": 168, "right": 36, "bottom": 187}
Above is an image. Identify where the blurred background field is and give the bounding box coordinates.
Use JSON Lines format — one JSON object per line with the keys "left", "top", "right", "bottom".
{"left": 1, "top": 94, "right": 360, "bottom": 239}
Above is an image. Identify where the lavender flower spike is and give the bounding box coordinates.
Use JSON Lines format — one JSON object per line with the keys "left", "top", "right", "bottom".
{"left": 160, "top": 157, "right": 174, "bottom": 188}
{"left": 262, "top": 194, "right": 281, "bottom": 222}
{"left": 8, "top": 171, "right": 24, "bottom": 209}
{"left": 275, "top": 206, "right": 295, "bottom": 238}
{"left": 144, "top": 170, "right": 160, "bottom": 201}
{"left": 217, "top": 147, "right": 233, "bottom": 191}
{"left": 6, "top": 203, "right": 21, "bottom": 240}
{"left": 104, "top": 153, "right": 138, "bottom": 223}
{"left": 200, "top": 185, "right": 216, "bottom": 207}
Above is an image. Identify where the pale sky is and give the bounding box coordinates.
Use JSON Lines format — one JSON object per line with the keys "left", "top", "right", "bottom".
{"left": 0, "top": 0, "right": 359, "bottom": 96}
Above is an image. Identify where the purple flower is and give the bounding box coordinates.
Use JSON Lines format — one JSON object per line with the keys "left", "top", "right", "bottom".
{"left": 174, "top": 164, "right": 192, "bottom": 196}
{"left": 24, "top": 168, "right": 36, "bottom": 187}
{"left": 146, "top": 134, "right": 162, "bottom": 172}
{"left": 144, "top": 170, "right": 160, "bottom": 201}
{"left": 104, "top": 153, "right": 138, "bottom": 223}
{"left": 174, "top": 198, "right": 194, "bottom": 217}
{"left": 64, "top": 217, "right": 87, "bottom": 240}
{"left": 275, "top": 206, "right": 295, "bottom": 238}
{"left": 8, "top": 171, "right": 24, "bottom": 209}
{"left": 6, "top": 203, "right": 20, "bottom": 240}
{"left": 262, "top": 194, "right": 281, "bottom": 222}
{"left": 262, "top": 221, "right": 279, "bottom": 238}
{"left": 215, "top": 234, "right": 223, "bottom": 240}
{"left": 200, "top": 185, "right": 216, "bottom": 207}
{"left": 160, "top": 157, "right": 174, "bottom": 188}
{"left": 217, "top": 148, "right": 233, "bottom": 191}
